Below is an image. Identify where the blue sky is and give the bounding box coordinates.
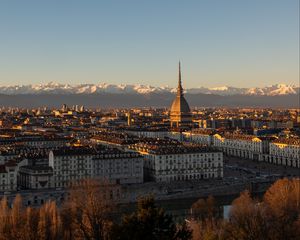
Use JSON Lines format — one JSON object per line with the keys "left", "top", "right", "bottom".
{"left": 0, "top": 0, "right": 298, "bottom": 88}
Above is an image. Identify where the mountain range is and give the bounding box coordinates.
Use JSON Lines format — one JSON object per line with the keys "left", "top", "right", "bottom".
{"left": 0, "top": 82, "right": 298, "bottom": 96}
{"left": 0, "top": 83, "right": 298, "bottom": 108}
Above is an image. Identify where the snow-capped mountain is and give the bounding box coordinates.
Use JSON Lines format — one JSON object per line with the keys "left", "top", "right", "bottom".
{"left": 0, "top": 82, "right": 298, "bottom": 96}
{"left": 245, "top": 84, "right": 297, "bottom": 96}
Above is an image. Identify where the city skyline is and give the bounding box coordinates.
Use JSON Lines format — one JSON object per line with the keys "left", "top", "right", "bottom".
{"left": 0, "top": 2, "right": 300, "bottom": 240}
{"left": 0, "top": 0, "right": 299, "bottom": 88}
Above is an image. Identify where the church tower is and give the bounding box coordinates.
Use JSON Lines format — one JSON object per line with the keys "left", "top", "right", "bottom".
{"left": 170, "top": 62, "right": 192, "bottom": 129}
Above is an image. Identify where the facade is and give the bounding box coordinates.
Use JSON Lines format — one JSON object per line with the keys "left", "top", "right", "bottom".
{"left": 49, "top": 146, "right": 143, "bottom": 188}
{"left": 125, "top": 128, "right": 170, "bottom": 139}
{"left": 0, "top": 164, "right": 16, "bottom": 192}
{"left": 170, "top": 62, "right": 192, "bottom": 129}
{"left": 183, "top": 129, "right": 214, "bottom": 146}
{"left": 18, "top": 165, "right": 54, "bottom": 190}
{"left": 0, "top": 151, "right": 18, "bottom": 165}
{"left": 0, "top": 159, "right": 27, "bottom": 192}
{"left": 128, "top": 139, "right": 223, "bottom": 182}
{"left": 90, "top": 131, "right": 139, "bottom": 149}
{"left": 23, "top": 136, "right": 71, "bottom": 148}
{"left": 212, "top": 134, "right": 270, "bottom": 161}
{"left": 267, "top": 138, "right": 300, "bottom": 167}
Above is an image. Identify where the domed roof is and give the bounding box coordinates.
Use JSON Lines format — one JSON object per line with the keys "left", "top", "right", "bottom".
{"left": 170, "top": 62, "right": 191, "bottom": 114}
{"left": 170, "top": 95, "right": 191, "bottom": 114}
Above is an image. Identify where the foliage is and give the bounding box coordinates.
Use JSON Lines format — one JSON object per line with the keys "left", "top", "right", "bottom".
{"left": 111, "top": 196, "right": 192, "bottom": 240}
{"left": 190, "top": 178, "right": 300, "bottom": 240}
{"left": 1, "top": 178, "right": 300, "bottom": 240}
{"left": 191, "top": 195, "right": 217, "bottom": 221}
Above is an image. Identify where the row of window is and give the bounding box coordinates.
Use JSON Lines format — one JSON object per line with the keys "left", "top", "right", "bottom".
{"left": 156, "top": 172, "right": 219, "bottom": 182}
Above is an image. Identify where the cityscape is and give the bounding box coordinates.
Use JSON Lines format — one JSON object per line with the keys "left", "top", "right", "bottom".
{"left": 0, "top": 62, "right": 299, "bottom": 239}
{"left": 0, "top": 1, "right": 299, "bottom": 240}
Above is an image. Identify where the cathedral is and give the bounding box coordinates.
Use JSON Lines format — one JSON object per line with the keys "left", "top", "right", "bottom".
{"left": 170, "top": 62, "right": 192, "bottom": 129}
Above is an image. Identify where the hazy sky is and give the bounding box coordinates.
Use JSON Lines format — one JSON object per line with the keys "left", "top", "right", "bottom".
{"left": 0, "top": 0, "right": 299, "bottom": 88}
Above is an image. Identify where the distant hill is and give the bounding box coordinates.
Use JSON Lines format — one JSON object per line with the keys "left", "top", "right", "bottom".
{"left": 0, "top": 92, "right": 298, "bottom": 108}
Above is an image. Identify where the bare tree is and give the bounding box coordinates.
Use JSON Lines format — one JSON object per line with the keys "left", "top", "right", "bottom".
{"left": 0, "top": 196, "right": 10, "bottom": 240}
{"left": 37, "top": 201, "right": 62, "bottom": 240}
{"left": 65, "top": 178, "right": 116, "bottom": 240}
{"left": 10, "top": 194, "right": 24, "bottom": 240}
{"left": 60, "top": 204, "right": 75, "bottom": 240}
{"left": 23, "top": 207, "right": 39, "bottom": 240}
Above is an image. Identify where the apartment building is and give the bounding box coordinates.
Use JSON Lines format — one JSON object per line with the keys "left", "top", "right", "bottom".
{"left": 267, "top": 138, "right": 300, "bottom": 168}
{"left": 183, "top": 129, "right": 215, "bottom": 146}
{"left": 128, "top": 138, "right": 223, "bottom": 182}
{"left": 212, "top": 133, "right": 270, "bottom": 161}
{"left": 18, "top": 165, "right": 54, "bottom": 190}
{"left": 0, "top": 159, "right": 27, "bottom": 192}
{"left": 49, "top": 146, "right": 143, "bottom": 188}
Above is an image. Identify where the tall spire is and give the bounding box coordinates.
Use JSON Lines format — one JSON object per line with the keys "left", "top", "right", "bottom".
{"left": 177, "top": 61, "right": 183, "bottom": 96}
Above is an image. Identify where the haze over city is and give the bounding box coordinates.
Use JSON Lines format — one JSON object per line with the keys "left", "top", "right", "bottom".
{"left": 0, "top": 0, "right": 299, "bottom": 88}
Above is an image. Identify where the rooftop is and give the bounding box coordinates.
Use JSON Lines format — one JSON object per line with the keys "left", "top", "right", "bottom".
{"left": 52, "top": 146, "right": 140, "bottom": 158}
{"left": 20, "top": 165, "right": 53, "bottom": 171}
{"left": 272, "top": 138, "right": 300, "bottom": 146}
{"left": 91, "top": 131, "right": 139, "bottom": 145}
{"left": 129, "top": 138, "right": 220, "bottom": 155}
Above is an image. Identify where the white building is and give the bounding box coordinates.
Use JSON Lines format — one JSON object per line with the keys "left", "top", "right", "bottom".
{"left": 49, "top": 146, "right": 143, "bottom": 188}
{"left": 0, "top": 151, "right": 18, "bottom": 165}
{"left": 90, "top": 132, "right": 138, "bottom": 149}
{"left": 125, "top": 129, "right": 170, "bottom": 139}
{"left": 18, "top": 165, "right": 54, "bottom": 190}
{"left": 212, "top": 134, "right": 270, "bottom": 161}
{"left": 23, "top": 136, "right": 71, "bottom": 148}
{"left": 128, "top": 139, "right": 223, "bottom": 182}
{"left": 0, "top": 159, "right": 27, "bottom": 192}
{"left": 183, "top": 129, "right": 214, "bottom": 146}
{"left": 267, "top": 138, "right": 300, "bottom": 168}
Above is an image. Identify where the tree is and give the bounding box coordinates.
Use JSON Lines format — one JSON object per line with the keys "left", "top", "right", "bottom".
{"left": 23, "top": 207, "right": 39, "bottom": 240}
{"left": 112, "top": 195, "right": 192, "bottom": 240}
{"left": 225, "top": 190, "right": 270, "bottom": 240}
{"left": 263, "top": 178, "right": 300, "bottom": 240}
{"left": 0, "top": 196, "right": 10, "bottom": 240}
{"left": 189, "top": 196, "right": 226, "bottom": 240}
{"left": 191, "top": 195, "right": 217, "bottom": 221}
{"left": 60, "top": 204, "right": 75, "bottom": 240}
{"left": 9, "top": 194, "right": 25, "bottom": 240}
{"left": 38, "top": 201, "right": 62, "bottom": 240}
{"left": 188, "top": 218, "right": 226, "bottom": 240}
{"left": 191, "top": 198, "right": 206, "bottom": 221}
{"left": 65, "top": 178, "right": 115, "bottom": 240}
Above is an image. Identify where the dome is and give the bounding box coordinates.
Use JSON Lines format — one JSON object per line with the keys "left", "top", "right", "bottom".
{"left": 169, "top": 62, "right": 192, "bottom": 129}
{"left": 170, "top": 95, "right": 191, "bottom": 114}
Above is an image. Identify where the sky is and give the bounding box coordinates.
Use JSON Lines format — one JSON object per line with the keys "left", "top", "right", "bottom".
{"left": 0, "top": 0, "right": 299, "bottom": 88}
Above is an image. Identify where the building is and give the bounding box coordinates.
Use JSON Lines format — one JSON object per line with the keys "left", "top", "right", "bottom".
{"left": 22, "top": 136, "right": 71, "bottom": 148}
{"left": 267, "top": 138, "right": 300, "bottom": 167}
{"left": 49, "top": 146, "right": 143, "bottom": 188}
{"left": 90, "top": 131, "right": 139, "bottom": 149}
{"left": 18, "top": 165, "right": 53, "bottom": 190}
{"left": 170, "top": 62, "right": 192, "bottom": 129}
{"left": 124, "top": 126, "right": 170, "bottom": 139}
{"left": 183, "top": 129, "right": 215, "bottom": 146}
{"left": 0, "top": 159, "right": 27, "bottom": 192}
{"left": 212, "top": 133, "right": 270, "bottom": 161}
{"left": 128, "top": 138, "right": 223, "bottom": 182}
